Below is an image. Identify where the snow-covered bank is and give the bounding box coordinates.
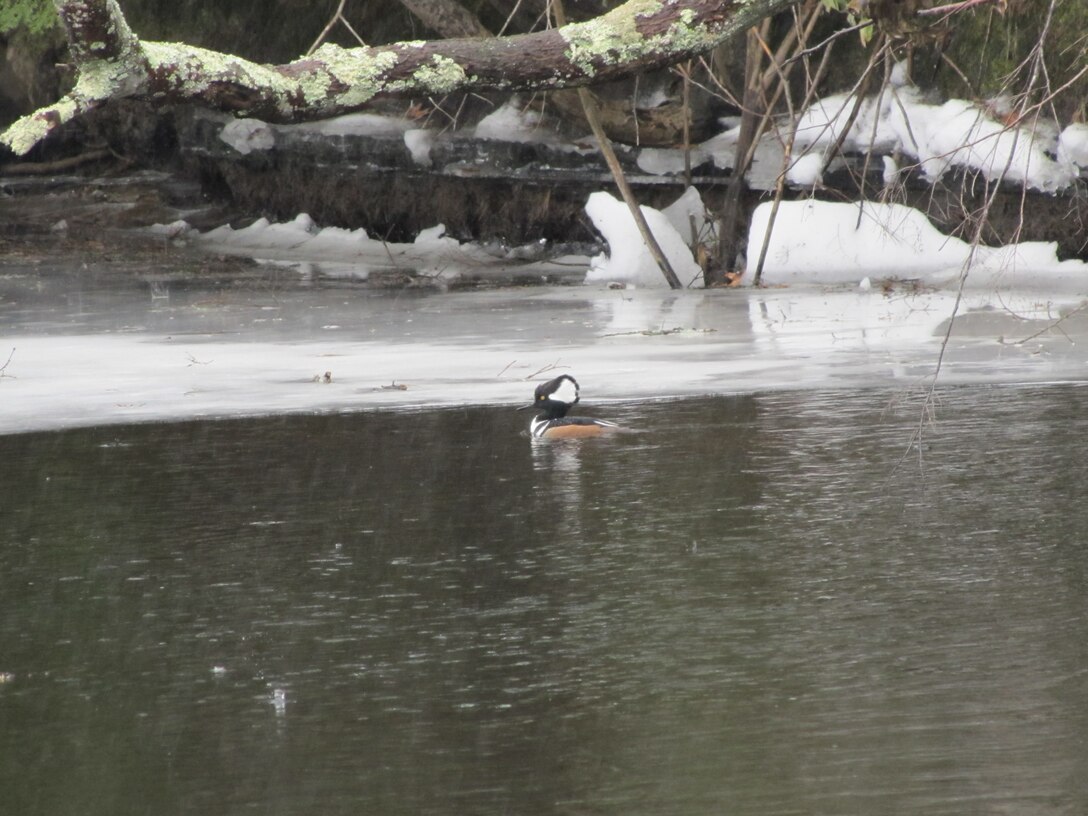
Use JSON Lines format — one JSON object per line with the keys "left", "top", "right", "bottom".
{"left": 184, "top": 79, "right": 1088, "bottom": 277}
{"left": 207, "top": 83, "right": 1088, "bottom": 198}
{"left": 154, "top": 188, "right": 1088, "bottom": 293}
{"left": 584, "top": 191, "right": 1088, "bottom": 290}
{"left": 152, "top": 215, "right": 587, "bottom": 284}
{"left": 788, "top": 86, "right": 1083, "bottom": 192}
{"left": 746, "top": 200, "right": 1088, "bottom": 289}
{"left": 633, "top": 80, "right": 1088, "bottom": 193}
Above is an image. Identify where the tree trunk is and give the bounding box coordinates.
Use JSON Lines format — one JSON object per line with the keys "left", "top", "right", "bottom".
{"left": 715, "top": 27, "right": 765, "bottom": 282}
{"left": 2, "top": 0, "right": 799, "bottom": 155}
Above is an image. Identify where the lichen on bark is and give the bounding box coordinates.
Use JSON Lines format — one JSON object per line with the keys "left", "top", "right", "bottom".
{"left": 310, "top": 44, "right": 399, "bottom": 108}
{"left": 402, "top": 55, "right": 467, "bottom": 94}
{"left": 1, "top": 0, "right": 800, "bottom": 155}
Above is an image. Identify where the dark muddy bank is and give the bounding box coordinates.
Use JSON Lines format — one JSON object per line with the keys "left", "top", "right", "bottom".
{"left": 4, "top": 102, "right": 1087, "bottom": 264}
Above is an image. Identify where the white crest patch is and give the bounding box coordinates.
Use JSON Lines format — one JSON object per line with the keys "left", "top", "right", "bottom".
{"left": 551, "top": 377, "right": 579, "bottom": 405}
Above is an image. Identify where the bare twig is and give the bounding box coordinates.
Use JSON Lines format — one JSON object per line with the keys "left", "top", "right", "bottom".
{"left": 679, "top": 61, "right": 693, "bottom": 187}
{"left": 0, "top": 148, "right": 112, "bottom": 175}
{"left": 714, "top": 2, "right": 826, "bottom": 283}
{"left": 553, "top": 0, "right": 683, "bottom": 289}
{"left": 917, "top": 0, "right": 1004, "bottom": 16}
{"left": 1003, "top": 301, "right": 1088, "bottom": 345}
{"left": 0, "top": 348, "right": 15, "bottom": 380}
{"left": 526, "top": 360, "right": 566, "bottom": 379}
{"left": 902, "top": 0, "right": 1066, "bottom": 466}
{"left": 818, "top": 37, "right": 884, "bottom": 171}
{"left": 496, "top": 0, "right": 529, "bottom": 37}
{"left": 579, "top": 94, "right": 681, "bottom": 288}
{"left": 307, "top": 0, "right": 365, "bottom": 56}
{"left": 752, "top": 24, "right": 842, "bottom": 285}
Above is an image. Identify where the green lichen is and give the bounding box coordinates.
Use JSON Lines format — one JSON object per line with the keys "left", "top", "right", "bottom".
{"left": 390, "top": 54, "right": 466, "bottom": 95}
{"left": 145, "top": 40, "right": 405, "bottom": 116}
{"left": 0, "top": 95, "right": 79, "bottom": 155}
{"left": 1, "top": 114, "right": 51, "bottom": 155}
{"left": 145, "top": 41, "right": 274, "bottom": 87}
{"left": 560, "top": 0, "right": 708, "bottom": 77}
{"left": 311, "top": 43, "right": 399, "bottom": 108}
{"left": 663, "top": 7, "right": 723, "bottom": 53}
{"left": 144, "top": 41, "right": 301, "bottom": 115}
{"left": 73, "top": 51, "right": 141, "bottom": 100}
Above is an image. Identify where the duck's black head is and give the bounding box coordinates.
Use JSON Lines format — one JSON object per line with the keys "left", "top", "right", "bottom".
{"left": 528, "top": 374, "right": 580, "bottom": 419}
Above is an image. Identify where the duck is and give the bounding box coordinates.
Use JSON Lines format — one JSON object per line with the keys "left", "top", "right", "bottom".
{"left": 523, "top": 374, "right": 620, "bottom": 439}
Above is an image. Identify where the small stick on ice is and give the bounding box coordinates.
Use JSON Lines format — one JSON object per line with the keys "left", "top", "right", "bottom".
{"left": 0, "top": 348, "right": 15, "bottom": 380}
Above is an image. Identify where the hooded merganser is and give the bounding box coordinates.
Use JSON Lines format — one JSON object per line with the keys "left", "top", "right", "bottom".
{"left": 523, "top": 374, "right": 620, "bottom": 439}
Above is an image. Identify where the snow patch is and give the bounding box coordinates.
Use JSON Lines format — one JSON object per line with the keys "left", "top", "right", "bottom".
{"left": 791, "top": 84, "right": 1076, "bottom": 192}
{"left": 746, "top": 199, "right": 1088, "bottom": 289}
{"left": 289, "top": 113, "right": 413, "bottom": 137}
{"left": 404, "top": 129, "right": 435, "bottom": 166}
{"left": 881, "top": 155, "right": 899, "bottom": 185}
{"left": 1058, "top": 123, "right": 1088, "bottom": 169}
{"left": 699, "top": 124, "right": 784, "bottom": 189}
{"left": 786, "top": 151, "right": 825, "bottom": 187}
{"left": 584, "top": 191, "right": 704, "bottom": 289}
{"left": 660, "top": 185, "right": 709, "bottom": 244}
{"left": 414, "top": 223, "right": 459, "bottom": 250}
{"left": 152, "top": 213, "right": 586, "bottom": 285}
{"left": 636, "top": 146, "right": 710, "bottom": 175}
{"left": 219, "top": 119, "right": 275, "bottom": 155}
{"left": 475, "top": 100, "right": 562, "bottom": 144}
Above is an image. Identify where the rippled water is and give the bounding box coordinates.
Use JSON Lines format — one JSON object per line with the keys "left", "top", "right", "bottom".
{"left": 2, "top": 384, "right": 1087, "bottom": 815}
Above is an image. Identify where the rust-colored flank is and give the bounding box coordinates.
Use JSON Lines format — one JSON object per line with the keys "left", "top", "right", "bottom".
{"left": 540, "top": 422, "right": 617, "bottom": 439}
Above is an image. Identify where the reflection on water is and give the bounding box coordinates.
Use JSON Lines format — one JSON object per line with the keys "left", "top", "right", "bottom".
{"left": 2, "top": 385, "right": 1088, "bottom": 815}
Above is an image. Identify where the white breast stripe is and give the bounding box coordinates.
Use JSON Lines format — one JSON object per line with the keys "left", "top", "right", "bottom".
{"left": 530, "top": 416, "right": 549, "bottom": 438}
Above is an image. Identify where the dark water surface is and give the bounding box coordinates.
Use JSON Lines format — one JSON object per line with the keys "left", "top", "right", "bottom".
{"left": 2, "top": 385, "right": 1087, "bottom": 816}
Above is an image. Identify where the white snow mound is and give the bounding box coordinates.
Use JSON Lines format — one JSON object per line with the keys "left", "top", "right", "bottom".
{"left": 790, "top": 79, "right": 1076, "bottom": 192}
{"left": 585, "top": 191, "right": 704, "bottom": 288}
{"left": 219, "top": 119, "right": 275, "bottom": 155}
{"left": 746, "top": 199, "right": 1088, "bottom": 290}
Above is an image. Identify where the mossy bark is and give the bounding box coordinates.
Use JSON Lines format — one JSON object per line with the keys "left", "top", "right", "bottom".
{"left": 1, "top": 0, "right": 800, "bottom": 155}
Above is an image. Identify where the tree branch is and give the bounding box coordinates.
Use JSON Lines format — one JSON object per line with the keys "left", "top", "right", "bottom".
{"left": 2, "top": 0, "right": 799, "bottom": 155}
